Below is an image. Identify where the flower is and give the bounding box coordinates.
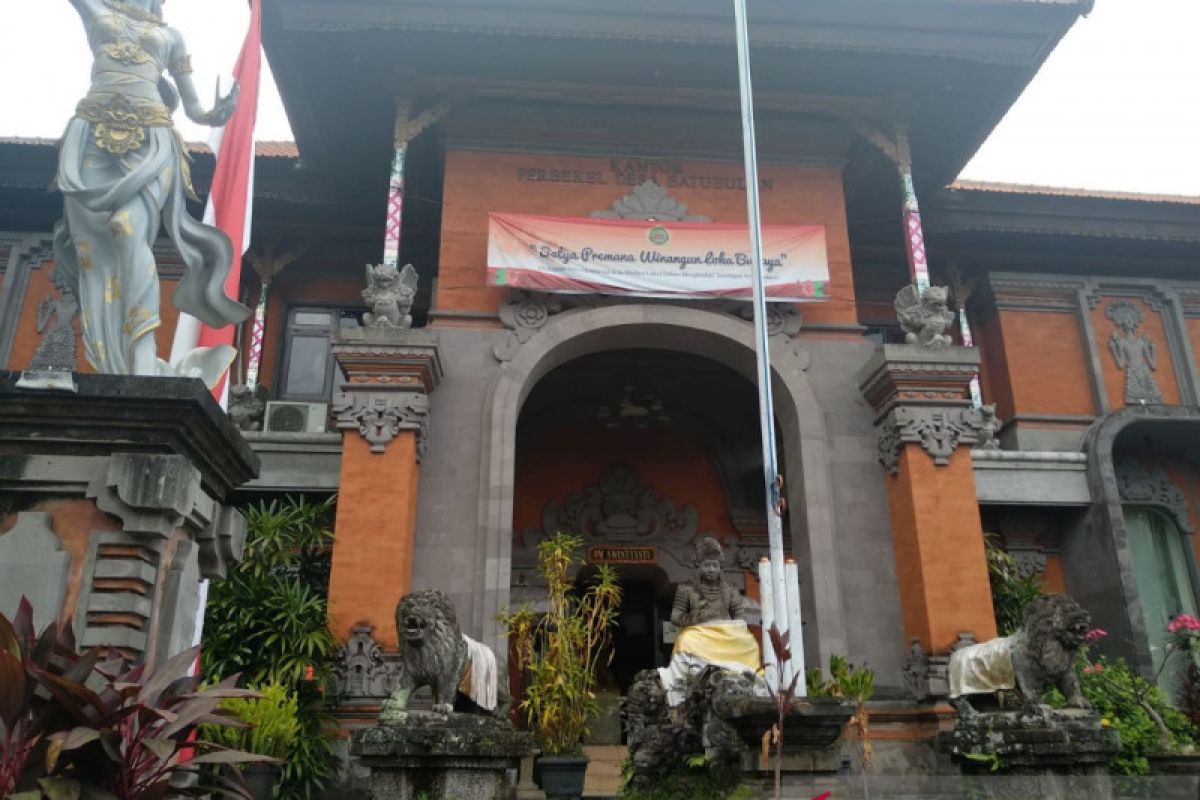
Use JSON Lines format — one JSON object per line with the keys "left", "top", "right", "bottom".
{"left": 1083, "top": 663, "right": 1105, "bottom": 674}
{"left": 1085, "top": 628, "right": 1108, "bottom": 642}
{"left": 1100, "top": 718, "right": 1111, "bottom": 727}
{"left": 1168, "top": 614, "right": 1200, "bottom": 634}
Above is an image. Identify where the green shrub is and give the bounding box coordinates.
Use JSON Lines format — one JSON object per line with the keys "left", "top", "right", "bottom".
{"left": 201, "top": 682, "right": 300, "bottom": 759}
{"left": 984, "top": 537, "right": 1042, "bottom": 636}
{"left": 201, "top": 496, "right": 339, "bottom": 800}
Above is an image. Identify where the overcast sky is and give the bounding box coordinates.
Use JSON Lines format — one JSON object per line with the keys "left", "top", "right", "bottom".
{"left": 3, "top": 0, "right": 1198, "bottom": 197}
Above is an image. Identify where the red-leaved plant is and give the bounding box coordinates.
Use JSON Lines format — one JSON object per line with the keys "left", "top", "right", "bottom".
{"left": 1, "top": 597, "right": 270, "bottom": 800}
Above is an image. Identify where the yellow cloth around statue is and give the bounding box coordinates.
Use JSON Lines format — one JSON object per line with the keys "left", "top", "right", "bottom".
{"left": 658, "top": 620, "right": 763, "bottom": 706}
{"left": 674, "top": 620, "right": 762, "bottom": 671}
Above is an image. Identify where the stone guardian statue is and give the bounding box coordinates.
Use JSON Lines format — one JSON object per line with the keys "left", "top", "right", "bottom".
{"left": 54, "top": 0, "right": 249, "bottom": 386}
{"left": 658, "top": 537, "right": 761, "bottom": 706}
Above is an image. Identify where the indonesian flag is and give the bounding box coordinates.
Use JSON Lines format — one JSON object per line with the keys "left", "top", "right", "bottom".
{"left": 170, "top": 0, "right": 262, "bottom": 406}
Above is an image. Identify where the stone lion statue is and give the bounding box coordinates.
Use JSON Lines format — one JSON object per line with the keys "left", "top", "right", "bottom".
{"left": 362, "top": 262, "right": 418, "bottom": 328}
{"left": 895, "top": 284, "right": 956, "bottom": 348}
{"left": 949, "top": 593, "right": 1092, "bottom": 714}
{"left": 378, "top": 589, "right": 511, "bottom": 724}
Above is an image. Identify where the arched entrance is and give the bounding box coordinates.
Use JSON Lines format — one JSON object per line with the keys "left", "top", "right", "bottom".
{"left": 475, "top": 303, "right": 844, "bottom": 672}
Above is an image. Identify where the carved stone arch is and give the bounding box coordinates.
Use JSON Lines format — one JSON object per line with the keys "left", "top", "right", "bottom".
{"left": 475, "top": 303, "right": 844, "bottom": 669}
{"left": 1074, "top": 405, "right": 1200, "bottom": 677}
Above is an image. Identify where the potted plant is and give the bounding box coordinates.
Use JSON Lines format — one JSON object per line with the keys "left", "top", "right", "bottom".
{"left": 501, "top": 533, "right": 621, "bottom": 800}
{"left": 200, "top": 683, "right": 300, "bottom": 800}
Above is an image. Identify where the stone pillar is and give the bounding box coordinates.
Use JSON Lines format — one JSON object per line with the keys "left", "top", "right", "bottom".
{"left": 858, "top": 345, "right": 997, "bottom": 655}
{"left": 0, "top": 373, "right": 257, "bottom": 664}
{"left": 328, "top": 328, "right": 441, "bottom": 649}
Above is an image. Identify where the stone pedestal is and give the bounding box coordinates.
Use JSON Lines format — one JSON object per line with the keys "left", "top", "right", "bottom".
{"left": 722, "top": 697, "right": 855, "bottom": 773}
{"left": 0, "top": 371, "right": 258, "bottom": 664}
{"left": 327, "top": 328, "right": 441, "bottom": 648}
{"left": 351, "top": 712, "right": 534, "bottom": 800}
{"left": 938, "top": 708, "right": 1121, "bottom": 800}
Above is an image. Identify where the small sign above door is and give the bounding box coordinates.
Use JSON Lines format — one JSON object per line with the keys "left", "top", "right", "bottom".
{"left": 586, "top": 545, "right": 658, "bottom": 565}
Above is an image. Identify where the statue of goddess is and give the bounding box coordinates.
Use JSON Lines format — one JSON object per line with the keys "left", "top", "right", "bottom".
{"left": 1105, "top": 300, "right": 1165, "bottom": 405}
{"left": 53, "top": 0, "right": 249, "bottom": 386}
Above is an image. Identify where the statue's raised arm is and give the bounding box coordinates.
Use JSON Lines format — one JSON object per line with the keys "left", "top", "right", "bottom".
{"left": 51, "top": 0, "right": 250, "bottom": 386}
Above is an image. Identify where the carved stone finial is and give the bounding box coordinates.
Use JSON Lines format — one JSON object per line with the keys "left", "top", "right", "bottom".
{"left": 362, "top": 263, "right": 418, "bottom": 329}
{"left": 895, "top": 284, "right": 956, "bottom": 348}
{"left": 591, "top": 180, "right": 712, "bottom": 223}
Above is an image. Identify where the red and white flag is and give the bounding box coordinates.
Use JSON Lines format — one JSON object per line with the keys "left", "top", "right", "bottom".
{"left": 170, "top": 0, "right": 263, "bottom": 405}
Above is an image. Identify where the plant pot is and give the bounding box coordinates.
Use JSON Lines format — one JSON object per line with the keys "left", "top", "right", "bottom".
{"left": 535, "top": 754, "right": 589, "bottom": 800}
{"left": 240, "top": 762, "right": 282, "bottom": 800}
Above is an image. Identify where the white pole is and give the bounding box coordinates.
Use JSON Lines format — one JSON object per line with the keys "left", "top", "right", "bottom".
{"left": 784, "top": 558, "right": 806, "bottom": 693}
{"left": 733, "top": 0, "right": 795, "bottom": 694}
{"left": 758, "top": 557, "right": 779, "bottom": 691}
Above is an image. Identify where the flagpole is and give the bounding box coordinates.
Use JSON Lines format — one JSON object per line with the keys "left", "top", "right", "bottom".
{"left": 732, "top": 0, "right": 804, "bottom": 695}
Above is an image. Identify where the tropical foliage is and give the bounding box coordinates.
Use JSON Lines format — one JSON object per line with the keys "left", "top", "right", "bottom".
{"left": 984, "top": 537, "right": 1043, "bottom": 636}
{"left": 201, "top": 496, "right": 339, "bottom": 800}
{"left": 807, "top": 653, "right": 877, "bottom": 768}
{"left": 501, "top": 532, "right": 622, "bottom": 755}
{"left": 200, "top": 683, "right": 300, "bottom": 760}
{"left": 0, "top": 598, "right": 265, "bottom": 800}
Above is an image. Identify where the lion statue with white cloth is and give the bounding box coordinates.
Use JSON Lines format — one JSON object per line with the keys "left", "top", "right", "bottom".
{"left": 949, "top": 593, "right": 1092, "bottom": 714}
{"left": 657, "top": 537, "right": 763, "bottom": 706}
{"left": 379, "top": 589, "right": 512, "bottom": 723}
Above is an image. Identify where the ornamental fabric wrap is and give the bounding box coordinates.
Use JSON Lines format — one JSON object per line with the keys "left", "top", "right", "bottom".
{"left": 657, "top": 620, "right": 763, "bottom": 706}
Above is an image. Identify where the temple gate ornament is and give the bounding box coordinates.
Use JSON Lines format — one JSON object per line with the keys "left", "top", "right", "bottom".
{"left": 590, "top": 180, "right": 712, "bottom": 223}
{"left": 1115, "top": 458, "right": 1192, "bottom": 533}
{"left": 875, "top": 405, "right": 1001, "bottom": 474}
{"left": 1105, "top": 300, "right": 1165, "bottom": 405}
{"left": 333, "top": 625, "right": 403, "bottom": 703}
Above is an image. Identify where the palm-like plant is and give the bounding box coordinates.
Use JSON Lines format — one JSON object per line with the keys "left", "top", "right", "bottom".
{"left": 201, "top": 496, "right": 338, "bottom": 800}
{"left": 502, "top": 533, "right": 621, "bottom": 756}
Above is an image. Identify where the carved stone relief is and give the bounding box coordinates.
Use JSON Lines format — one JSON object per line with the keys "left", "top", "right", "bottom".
{"left": 515, "top": 466, "right": 757, "bottom": 588}
{"left": 590, "top": 180, "right": 711, "bottom": 223}
{"left": 332, "top": 392, "right": 430, "bottom": 457}
{"left": 333, "top": 625, "right": 403, "bottom": 703}
{"left": 1116, "top": 458, "right": 1193, "bottom": 533}
{"left": 877, "top": 405, "right": 1003, "bottom": 474}
{"left": 1105, "top": 300, "right": 1165, "bottom": 405}
{"left": 28, "top": 266, "right": 79, "bottom": 371}
{"left": 494, "top": 289, "right": 808, "bottom": 370}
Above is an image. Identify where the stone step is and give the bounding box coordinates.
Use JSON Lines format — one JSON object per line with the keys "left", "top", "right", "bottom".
{"left": 582, "top": 744, "right": 627, "bottom": 798}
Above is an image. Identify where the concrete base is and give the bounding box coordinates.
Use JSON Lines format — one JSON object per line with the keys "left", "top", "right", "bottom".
{"left": 938, "top": 708, "right": 1121, "bottom": 800}
{"left": 352, "top": 712, "right": 534, "bottom": 800}
{"left": 0, "top": 372, "right": 257, "bottom": 664}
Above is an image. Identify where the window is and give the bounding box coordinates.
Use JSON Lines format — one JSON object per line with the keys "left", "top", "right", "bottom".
{"left": 1125, "top": 506, "right": 1200, "bottom": 688}
{"left": 278, "top": 306, "right": 362, "bottom": 401}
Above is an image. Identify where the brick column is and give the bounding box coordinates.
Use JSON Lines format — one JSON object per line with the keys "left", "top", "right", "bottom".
{"left": 328, "top": 328, "right": 441, "bottom": 649}
{"left": 858, "top": 344, "right": 997, "bottom": 655}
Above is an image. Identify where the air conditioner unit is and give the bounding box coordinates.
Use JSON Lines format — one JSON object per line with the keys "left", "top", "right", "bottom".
{"left": 264, "top": 401, "right": 328, "bottom": 434}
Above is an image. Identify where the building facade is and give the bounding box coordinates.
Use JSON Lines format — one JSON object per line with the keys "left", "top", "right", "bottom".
{"left": 4, "top": 0, "right": 1200, "bottom": 765}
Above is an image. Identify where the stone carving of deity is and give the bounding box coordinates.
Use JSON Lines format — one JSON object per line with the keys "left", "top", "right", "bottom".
{"left": 1105, "top": 300, "right": 1164, "bottom": 405}
{"left": 29, "top": 268, "right": 80, "bottom": 371}
{"left": 670, "top": 536, "right": 744, "bottom": 628}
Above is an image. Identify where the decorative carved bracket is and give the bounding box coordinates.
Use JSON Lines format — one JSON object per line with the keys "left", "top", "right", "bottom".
{"left": 1116, "top": 458, "right": 1193, "bottom": 533}
{"left": 332, "top": 328, "right": 441, "bottom": 457}
{"left": 876, "top": 405, "right": 999, "bottom": 474}
{"left": 332, "top": 391, "right": 430, "bottom": 456}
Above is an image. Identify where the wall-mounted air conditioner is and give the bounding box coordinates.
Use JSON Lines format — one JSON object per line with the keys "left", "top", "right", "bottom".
{"left": 264, "top": 401, "right": 328, "bottom": 434}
